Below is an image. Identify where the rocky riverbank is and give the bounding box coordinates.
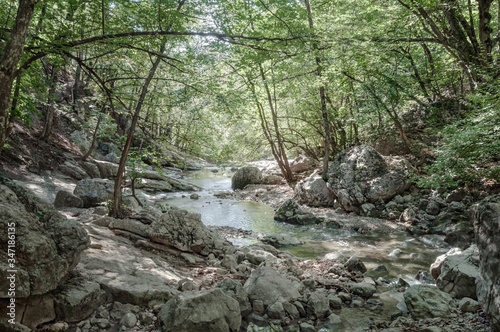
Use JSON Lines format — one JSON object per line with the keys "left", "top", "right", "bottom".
{"left": 0, "top": 168, "right": 497, "bottom": 332}
{"left": 1, "top": 141, "right": 499, "bottom": 332}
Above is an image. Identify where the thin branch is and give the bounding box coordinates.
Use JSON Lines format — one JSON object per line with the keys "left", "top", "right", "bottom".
{"left": 257, "top": 0, "right": 300, "bottom": 38}
{"left": 112, "top": 42, "right": 183, "bottom": 63}
{"left": 34, "top": 31, "right": 301, "bottom": 49}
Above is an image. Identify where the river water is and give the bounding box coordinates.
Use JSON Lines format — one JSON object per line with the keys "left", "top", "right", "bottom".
{"left": 152, "top": 168, "right": 448, "bottom": 282}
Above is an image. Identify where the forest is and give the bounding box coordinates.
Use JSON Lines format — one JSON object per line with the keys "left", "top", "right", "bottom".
{"left": 0, "top": 0, "right": 500, "bottom": 332}
{"left": 1, "top": 0, "right": 498, "bottom": 189}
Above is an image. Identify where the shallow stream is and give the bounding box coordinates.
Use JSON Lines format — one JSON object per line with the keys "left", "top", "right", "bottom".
{"left": 151, "top": 168, "right": 449, "bottom": 282}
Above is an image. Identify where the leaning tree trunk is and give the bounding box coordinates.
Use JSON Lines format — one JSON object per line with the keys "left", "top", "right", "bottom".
{"left": 109, "top": 0, "right": 187, "bottom": 217}
{"left": 0, "top": 0, "right": 38, "bottom": 154}
{"left": 82, "top": 112, "right": 103, "bottom": 160}
{"left": 109, "top": 48, "right": 164, "bottom": 218}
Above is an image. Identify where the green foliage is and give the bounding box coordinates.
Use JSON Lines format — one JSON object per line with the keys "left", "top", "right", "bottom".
{"left": 418, "top": 98, "right": 500, "bottom": 190}
{"left": 2, "top": 143, "right": 12, "bottom": 150}
{"left": 2, "top": 0, "right": 499, "bottom": 194}
{"left": 104, "top": 199, "right": 114, "bottom": 213}
{"left": 95, "top": 114, "right": 120, "bottom": 143}
{"left": 126, "top": 147, "right": 149, "bottom": 180}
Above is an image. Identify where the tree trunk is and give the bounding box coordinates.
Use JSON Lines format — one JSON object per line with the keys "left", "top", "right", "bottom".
{"left": 496, "top": 0, "right": 500, "bottom": 54}
{"left": 83, "top": 112, "right": 103, "bottom": 160}
{"left": 0, "top": 0, "right": 38, "bottom": 154}
{"left": 41, "top": 66, "right": 58, "bottom": 141}
{"left": 477, "top": 0, "right": 494, "bottom": 62}
{"left": 304, "top": 0, "right": 331, "bottom": 178}
{"left": 6, "top": 74, "right": 22, "bottom": 138}
{"left": 72, "top": 50, "right": 83, "bottom": 116}
{"left": 403, "top": 48, "right": 431, "bottom": 100}
{"left": 130, "top": 174, "right": 144, "bottom": 207}
{"left": 393, "top": 116, "right": 411, "bottom": 153}
{"left": 247, "top": 71, "right": 292, "bottom": 182}
{"left": 110, "top": 47, "right": 164, "bottom": 218}
{"left": 258, "top": 63, "right": 294, "bottom": 183}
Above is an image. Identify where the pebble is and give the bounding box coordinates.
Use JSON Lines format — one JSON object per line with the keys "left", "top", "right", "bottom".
{"left": 373, "top": 264, "right": 388, "bottom": 272}
{"left": 389, "top": 249, "right": 403, "bottom": 257}
{"left": 337, "top": 292, "right": 351, "bottom": 303}
{"left": 92, "top": 318, "right": 110, "bottom": 329}
{"left": 120, "top": 313, "right": 137, "bottom": 328}
{"left": 299, "top": 322, "right": 316, "bottom": 332}
{"left": 140, "top": 312, "right": 155, "bottom": 325}
{"left": 351, "top": 297, "right": 364, "bottom": 307}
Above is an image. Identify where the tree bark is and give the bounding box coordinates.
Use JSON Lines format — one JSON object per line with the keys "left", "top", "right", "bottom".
{"left": 72, "top": 50, "right": 83, "bottom": 116}
{"left": 41, "top": 66, "right": 58, "bottom": 141}
{"left": 258, "top": 64, "right": 294, "bottom": 183}
{"left": 0, "top": 0, "right": 38, "bottom": 154}
{"left": 496, "top": 0, "right": 500, "bottom": 54}
{"left": 6, "top": 74, "right": 22, "bottom": 138}
{"left": 401, "top": 47, "right": 431, "bottom": 100}
{"left": 304, "top": 0, "right": 331, "bottom": 178}
{"left": 130, "top": 174, "right": 144, "bottom": 207}
{"left": 83, "top": 112, "right": 103, "bottom": 160}
{"left": 477, "top": 0, "right": 494, "bottom": 62}
{"left": 247, "top": 71, "right": 293, "bottom": 182}
{"left": 110, "top": 48, "right": 164, "bottom": 217}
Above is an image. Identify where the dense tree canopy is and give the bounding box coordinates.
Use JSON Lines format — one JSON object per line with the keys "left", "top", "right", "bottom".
{"left": 0, "top": 0, "right": 498, "bottom": 200}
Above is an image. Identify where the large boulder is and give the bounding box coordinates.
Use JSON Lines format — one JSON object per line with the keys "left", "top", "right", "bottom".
{"left": 1, "top": 294, "right": 56, "bottom": 329}
{"left": 93, "top": 160, "right": 199, "bottom": 191}
{"left": 162, "top": 176, "right": 199, "bottom": 191}
{"left": 58, "top": 160, "right": 90, "bottom": 180}
{"left": 231, "top": 167, "right": 262, "bottom": 190}
{"left": 261, "top": 234, "right": 302, "bottom": 248}
{"left": 0, "top": 183, "right": 90, "bottom": 298}
{"left": 94, "top": 160, "right": 119, "bottom": 178}
{"left": 73, "top": 178, "right": 114, "bottom": 207}
{"left": 53, "top": 280, "right": 107, "bottom": 322}
{"left": 349, "top": 282, "right": 377, "bottom": 298}
{"left": 130, "top": 206, "right": 162, "bottom": 224}
{"left": 474, "top": 194, "right": 500, "bottom": 332}
{"left": 306, "top": 291, "right": 330, "bottom": 317}
{"left": 327, "top": 145, "right": 410, "bottom": 212}
{"left": 289, "top": 155, "right": 313, "bottom": 173}
{"left": 404, "top": 285, "right": 453, "bottom": 320}
{"left": 158, "top": 288, "right": 241, "bottom": 332}
{"left": 216, "top": 279, "right": 252, "bottom": 316}
{"left": 134, "top": 178, "right": 174, "bottom": 193}
{"left": 80, "top": 161, "right": 101, "bottom": 178}
{"left": 70, "top": 130, "right": 91, "bottom": 152}
{"left": 243, "top": 266, "right": 301, "bottom": 307}
{"left": 344, "top": 256, "right": 367, "bottom": 273}
{"left": 430, "top": 247, "right": 463, "bottom": 279}
{"left": 109, "top": 218, "right": 150, "bottom": 238}
{"left": 436, "top": 245, "right": 479, "bottom": 299}
{"left": 274, "top": 199, "right": 323, "bottom": 225}
{"left": 54, "top": 190, "right": 84, "bottom": 208}
{"left": 147, "top": 208, "right": 227, "bottom": 256}
{"left": 294, "top": 175, "right": 334, "bottom": 207}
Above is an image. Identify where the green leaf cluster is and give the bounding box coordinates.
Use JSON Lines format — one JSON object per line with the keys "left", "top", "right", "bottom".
{"left": 419, "top": 93, "right": 500, "bottom": 189}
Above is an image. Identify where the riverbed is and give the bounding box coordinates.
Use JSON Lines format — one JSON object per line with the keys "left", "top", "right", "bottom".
{"left": 151, "top": 168, "right": 448, "bottom": 282}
